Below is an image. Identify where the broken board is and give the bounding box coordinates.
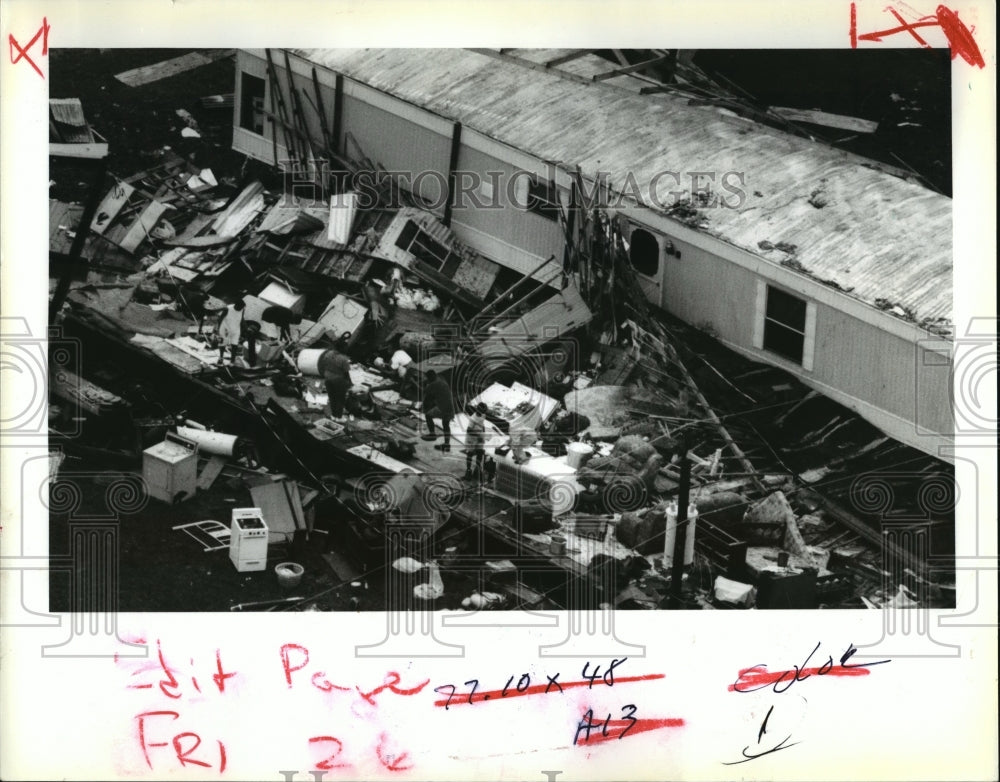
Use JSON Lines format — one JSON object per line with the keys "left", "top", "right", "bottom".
{"left": 197, "top": 455, "right": 228, "bottom": 490}
{"left": 91, "top": 182, "right": 136, "bottom": 235}
{"left": 246, "top": 475, "right": 305, "bottom": 542}
{"left": 115, "top": 50, "right": 236, "bottom": 87}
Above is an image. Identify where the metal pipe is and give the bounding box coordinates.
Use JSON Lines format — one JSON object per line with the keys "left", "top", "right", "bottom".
{"left": 476, "top": 269, "right": 562, "bottom": 333}
{"left": 476, "top": 254, "right": 556, "bottom": 319}
{"left": 669, "top": 437, "right": 690, "bottom": 607}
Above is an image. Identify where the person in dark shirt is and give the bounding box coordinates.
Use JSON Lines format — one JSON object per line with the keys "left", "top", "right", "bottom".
{"left": 318, "top": 337, "right": 352, "bottom": 419}
{"left": 178, "top": 285, "right": 209, "bottom": 333}
{"left": 261, "top": 304, "right": 303, "bottom": 342}
{"left": 421, "top": 369, "right": 454, "bottom": 451}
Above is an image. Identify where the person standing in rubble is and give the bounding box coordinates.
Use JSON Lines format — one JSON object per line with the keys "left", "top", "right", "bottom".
{"left": 216, "top": 298, "right": 246, "bottom": 364}
{"left": 420, "top": 369, "right": 454, "bottom": 452}
{"left": 178, "top": 284, "right": 209, "bottom": 334}
{"left": 318, "top": 336, "right": 352, "bottom": 420}
{"left": 464, "top": 402, "right": 488, "bottom": 480}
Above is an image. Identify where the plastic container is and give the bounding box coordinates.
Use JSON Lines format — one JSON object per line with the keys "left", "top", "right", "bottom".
{"left": 565, "top": 442, "right": 594, "bottom": 469}
{"left": 275, "top": 562, "right": 304, "bottom": 589}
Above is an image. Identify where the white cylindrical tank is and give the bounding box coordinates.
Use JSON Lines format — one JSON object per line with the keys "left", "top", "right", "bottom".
{"left": 176, "top": 426, "right": 239, "bottom": 457}
{"left": 663, "top": 501, "right": 678, "bottom": 566}
{"left": 684, "top": 504, "right": 699, "bottom": 565}
{"left": 663, "top": 501, "right": 697, "bottom": 567}
{"left": 297, "top": 348, "right": 325, "bottom": 376}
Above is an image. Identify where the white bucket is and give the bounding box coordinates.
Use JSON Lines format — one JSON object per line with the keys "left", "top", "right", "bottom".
{"left": 565, "top": 442, "right": 594, "bottom": 470}
{"left": 297, "top": 348, "right": 325, "bottom": 376}
{"left": 177, "top": 426, "right": 238, "bottom": 457}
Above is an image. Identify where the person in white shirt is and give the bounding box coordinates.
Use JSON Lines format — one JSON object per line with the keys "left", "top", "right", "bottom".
{"left": 217, "top": 299, "right": 246, "bottom": 364}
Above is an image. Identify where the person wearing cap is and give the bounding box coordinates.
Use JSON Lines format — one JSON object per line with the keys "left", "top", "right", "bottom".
{"left": 261, "top": 304, "right": 303, "bottom": 343}
{"left": 420, "top": 369, "right": 454, "bottom": 451}
{"left": 318, "top": 336, "right": 352, "bottom": 419}
{"left": 464, "top": 402, "right": 488, "bottom": 481}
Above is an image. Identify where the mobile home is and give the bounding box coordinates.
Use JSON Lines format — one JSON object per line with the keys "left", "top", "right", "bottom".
{"left": 231, "top": 48, "right": 954, "bottom": 459}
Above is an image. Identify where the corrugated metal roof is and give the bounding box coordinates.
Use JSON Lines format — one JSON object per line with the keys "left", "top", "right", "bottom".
{"left": 289, "top": 48, "right": 952, "bottom": 327}
{"left": 49, "top": 98, "right": 87, "bottom": 127}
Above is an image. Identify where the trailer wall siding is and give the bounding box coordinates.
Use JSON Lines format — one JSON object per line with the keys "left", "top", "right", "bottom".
{"left": 338, "top": 93, "right": 452, "bottom": 213}
{"left": 450, "top": 143, "right": 565, "bottom": 278}
{"left": 632, "top": 218, "right": 952, "bottom": 448}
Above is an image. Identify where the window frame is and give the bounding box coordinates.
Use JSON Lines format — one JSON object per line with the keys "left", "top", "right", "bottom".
{"left": 525, "top": 176, "right": 562, "bottom": 221}
{"left": 239, "top": 72, "right": 267, "bottom": 136}
{"left": 628, "top": 227, "right": 661, "bottom": 278}
{"left": 753, "top": 280, "right": 816, "bottom": 370}
{"left": 395, "top": 219, "right": 461, "bottom": 273}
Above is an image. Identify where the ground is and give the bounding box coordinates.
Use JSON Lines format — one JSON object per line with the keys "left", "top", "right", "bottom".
{"left": 49, "top": 48, "right": 266, "bottom": 206}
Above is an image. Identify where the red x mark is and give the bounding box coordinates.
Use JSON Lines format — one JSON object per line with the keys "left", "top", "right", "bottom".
{"left": 9, "top": 17, "right": 50, "bottom": 79}
{"left": 850, "top": 3, "right": 985, "bottom": 69}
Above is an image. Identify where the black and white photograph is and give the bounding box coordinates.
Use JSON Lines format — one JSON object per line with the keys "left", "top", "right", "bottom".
{"left": 45, "top": 46, "right": 957, "bottom": 613}
{"left": 1, "top": 2, "right": 996, "bottom": 781}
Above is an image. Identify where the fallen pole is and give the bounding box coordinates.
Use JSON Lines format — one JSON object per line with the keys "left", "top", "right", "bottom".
{"left": 230, "top": 596, "right": 305, "bottom": 612}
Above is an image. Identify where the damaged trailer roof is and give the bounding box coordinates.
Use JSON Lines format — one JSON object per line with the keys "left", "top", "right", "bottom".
{"left": 287, "top": 47, "right": 952, "bottom": 328}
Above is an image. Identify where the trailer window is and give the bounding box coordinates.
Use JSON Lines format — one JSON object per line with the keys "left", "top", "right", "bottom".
{"left": 526, "top": 177, "right": 561, "bottom": 221}
{"left": 240, "top": 73, "right": 266, "bottom": 135}
{"left": 395, "top": 219, "right": 462, "bottom": 273}
{"left": 763, "top": 286, "right": 807, "bottom": 364}
{"left": 629, "top": 228, "right": 660, "bottom": 277}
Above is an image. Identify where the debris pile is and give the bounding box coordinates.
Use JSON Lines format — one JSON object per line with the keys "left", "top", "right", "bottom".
{"left": 47, "top": 85, "right": 955, "bottom": 614}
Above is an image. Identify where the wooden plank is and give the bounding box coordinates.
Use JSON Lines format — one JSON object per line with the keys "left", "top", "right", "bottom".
{"left": 769, "top": 106, "right": 879, "bottom": 134}
{"left": 543, "top": 49, "right": 593, "bottom": 68}
{"left": 310, "top": 67, "right": 333, "bottom": 153}
{"left": 49, "top": 142, "right": 109, "bottom": 160}
{"left": 118, "top": 200, "right": 170, "bottom": 253}
{"left": 591, "top": 54, "right": 674, "bottom": 81}
{"left": 90, "top": 182, "right": 135, "bottom": 235}
{"left": 115, "top": 50, "right": 234, "bottom": 87}
{"left": 443, "top": 121, "right": 462, "bottom": 228}
{"left": 197, "top": 454, "right": 228, "bottom": 490}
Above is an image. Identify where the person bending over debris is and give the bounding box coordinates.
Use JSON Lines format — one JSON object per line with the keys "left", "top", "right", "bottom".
{"left": 318, "top": 337, "right": 352, "bottom": 419}
{"left": 421, "top": 369, "right": 454, "bottom": 451}
{"left": 178, "top": 284, "right": 209, "bottom": 333}
{"left": 261, "top": 304, "right": 303, "bottom": 342}
{"left": 465, "top": 402, "right": 488, "bottom": 480}
{"left": 217, "top": 299, "right": 246, "bottom": 364}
